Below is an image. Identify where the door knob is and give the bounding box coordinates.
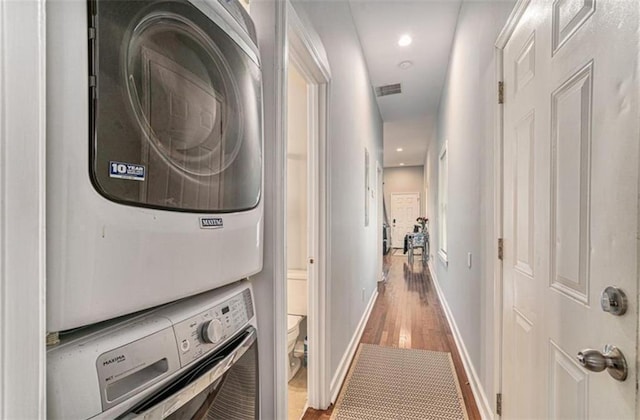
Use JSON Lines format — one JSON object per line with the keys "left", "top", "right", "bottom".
{"left": 576, "top": 345, "right": 627, "bottom": 381}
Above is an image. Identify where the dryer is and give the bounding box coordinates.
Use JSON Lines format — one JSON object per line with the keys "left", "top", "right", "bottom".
{"left": 47, "top": 0, "right": 263, "bottom": 331}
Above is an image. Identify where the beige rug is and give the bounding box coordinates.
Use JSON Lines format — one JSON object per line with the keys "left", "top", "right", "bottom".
{"left": 331, "top": 344, "right": 468, "bottom": 420}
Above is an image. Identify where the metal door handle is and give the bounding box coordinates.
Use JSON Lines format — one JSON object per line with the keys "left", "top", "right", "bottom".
{"left": 576, "top": 345, "right": 627, "bottom": 381}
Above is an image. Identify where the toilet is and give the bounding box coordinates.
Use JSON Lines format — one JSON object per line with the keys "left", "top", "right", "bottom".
{"left": 287, "top": 269, "right": 307, "bottom": 382}
{"left": 287, "top": 315, "right": 304, "bottom": 381}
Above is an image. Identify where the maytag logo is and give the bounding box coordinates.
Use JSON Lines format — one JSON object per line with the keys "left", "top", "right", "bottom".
{"left": 200, "top": 217, "right": 224, "bottom": 229}
{"left": 103, "top": 355, "right": 126, "bottom": 366}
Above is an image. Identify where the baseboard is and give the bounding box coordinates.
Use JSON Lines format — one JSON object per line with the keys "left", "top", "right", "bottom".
{"left": 329, "top": 288, "right": 379, "bottom": 403}
{"left": 427, "top": 263, "right": 493, "bottom": 420}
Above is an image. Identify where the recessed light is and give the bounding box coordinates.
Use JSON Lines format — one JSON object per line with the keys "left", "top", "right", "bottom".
{"left": 398, "top": 60, "right": 413, "bottom": 70}
{"left": 399, "top": 163, "right": 405, "bottom": 166}
{"left": 398, "top": 34, "right": 412, "bottom": 47}
{"left": 396, "top": 148, "right": 403, "bottom": 152}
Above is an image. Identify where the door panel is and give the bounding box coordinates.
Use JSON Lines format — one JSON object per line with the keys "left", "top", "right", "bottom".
{"left": 514, "top": 110, "right": 535, "bottom": 277}
{"left": 550, "top": 61, "right": 592, "bottom": 303}
{"left": 502, "top": 1, "right": 639, "bottom": 418}
{"left": 549, "top": 340, "right": 588, "bottom": 419}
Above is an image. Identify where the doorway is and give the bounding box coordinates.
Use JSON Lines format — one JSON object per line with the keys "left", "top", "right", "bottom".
{"left": 285, "top": 60, "right": 310, "bottom": 419}
{"left": 284, "top": 3, "right": 332, "bottom": 417}
{"left": 376, "top": 162, "right": 384, "bottom": 278}
{"left": 390, "top": 192, "right": 421, "bottom": 249}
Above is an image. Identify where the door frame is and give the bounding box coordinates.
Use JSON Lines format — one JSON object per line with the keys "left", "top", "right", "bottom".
{"left": 280, "top": 1, "right": 332, "bottom": 412}
{"left": 0, "top": 0, "right": 47, "bottom": 417}
{"left": 376, "top": 161, "right": 383, "bottom": 279}
{"left": 389, "top": 192, "right": 420, "bottom": 249}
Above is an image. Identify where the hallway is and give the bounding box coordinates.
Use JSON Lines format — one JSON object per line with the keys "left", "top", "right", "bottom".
{"left": 303, "top": 253, "right": 480, "bottom": 419}
{"left": 2, "top": 0, "right": 640, "bottom": 417}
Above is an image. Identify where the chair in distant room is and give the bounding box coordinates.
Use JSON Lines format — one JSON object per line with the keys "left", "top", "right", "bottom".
{"left": 406, "top": 230, "right": 429, "bottom": 266}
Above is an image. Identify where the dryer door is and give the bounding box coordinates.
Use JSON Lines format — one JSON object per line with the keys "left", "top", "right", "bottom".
{"left": 122, "top": 327, "right": 258, "bottom": 420}
{"left": 90, "top": 0, "right": 262, "bottom": 212}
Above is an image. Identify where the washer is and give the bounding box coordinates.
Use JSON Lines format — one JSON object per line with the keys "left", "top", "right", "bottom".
{"left": 48, "top": 280, "right": 259, "bottom": 419}
{"left": 46, "top": 0, "right": 263, "bottom": 332}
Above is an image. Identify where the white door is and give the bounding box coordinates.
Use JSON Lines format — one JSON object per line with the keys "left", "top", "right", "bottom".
{"left": 390, "top": 193, "right": 420, "bottom": 248}
{"left": 502, "top": 1, "right": 639, "bottom": 418}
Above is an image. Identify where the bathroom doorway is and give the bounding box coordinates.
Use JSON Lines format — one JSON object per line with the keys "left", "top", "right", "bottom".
{"left": 286, "top": 60, "right": 309, "bottom": 419}
{"left": 284, "top": 3, "right": 331, "bottom": 417}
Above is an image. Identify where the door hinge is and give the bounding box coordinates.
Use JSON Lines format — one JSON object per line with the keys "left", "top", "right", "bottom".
{"left": 498, "top": 81, "right": 504, "bottom": 104}
{"left": 496, "top": 393, "right": 502, "bottom": 416}
{"left": 498, "top": 238, "right": 504, "bottom": 261}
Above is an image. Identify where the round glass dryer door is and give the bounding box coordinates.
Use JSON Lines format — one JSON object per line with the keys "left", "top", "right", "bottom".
{"left": 90, "top": 0, "right": 262, "bottom": 212}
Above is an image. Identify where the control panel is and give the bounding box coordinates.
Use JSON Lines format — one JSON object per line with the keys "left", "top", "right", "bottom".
{"left": 173, "top": 289, "right": 253, "bottom": 367}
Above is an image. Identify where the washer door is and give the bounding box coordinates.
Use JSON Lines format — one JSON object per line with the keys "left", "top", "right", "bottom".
{"left": 90, "top": 0, "right": 262, "bottom": 212}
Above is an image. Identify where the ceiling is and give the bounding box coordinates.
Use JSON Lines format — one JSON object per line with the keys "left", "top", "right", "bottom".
{"left": 348, "top": 0, "right": 462, "bottom": 167}
{"left": 383, "top": 118, "right": 436, "bottom": 167}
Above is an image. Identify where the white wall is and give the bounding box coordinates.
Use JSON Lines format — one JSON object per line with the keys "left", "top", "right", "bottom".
{"left": 425, "top": 0, "right": 515, "bottom": 415}
{"left": 295, "top": 0, "right": 384, "bottom": 385}
{"left": 383, "top": 165, "right": 424, "bottom": 216}
{"left": 287, "top": 63, "right": 308, "bottom": 271}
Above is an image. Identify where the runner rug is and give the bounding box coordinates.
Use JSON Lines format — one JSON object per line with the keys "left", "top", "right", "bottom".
{"left": 331, "top": 344, "right": 468, "bottom": 420}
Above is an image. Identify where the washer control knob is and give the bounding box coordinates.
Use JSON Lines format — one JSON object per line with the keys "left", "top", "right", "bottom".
{"left": 200, "top": 319, "right": 224, "bottom": 344}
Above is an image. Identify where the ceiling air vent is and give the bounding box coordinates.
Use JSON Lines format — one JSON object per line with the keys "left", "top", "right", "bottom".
{"left": 375, "top": 83, "right": 402, "bottom": 97}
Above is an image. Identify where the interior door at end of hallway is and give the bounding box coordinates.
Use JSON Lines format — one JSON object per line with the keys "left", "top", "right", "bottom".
{"left": 501, "top": 1, "right": 639, "bottom": 418}
{"left": 390, "top": 193, "right": 420, "bottom": 249}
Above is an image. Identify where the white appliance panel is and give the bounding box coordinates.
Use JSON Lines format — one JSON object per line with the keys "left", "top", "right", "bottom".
{"left": 47, "top": 280, "right": 257, "bottom": 419}
{"left": 46, "top": 0, "right": 263, "bottom": 332}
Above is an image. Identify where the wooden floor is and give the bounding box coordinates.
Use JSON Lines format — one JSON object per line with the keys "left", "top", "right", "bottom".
{"left": 302, "top": 253, "right": 481, "bottom": 420}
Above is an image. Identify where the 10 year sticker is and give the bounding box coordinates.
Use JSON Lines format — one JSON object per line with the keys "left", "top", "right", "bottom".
{"left": 109, "top": 161, "right": 145, "bottom": 181}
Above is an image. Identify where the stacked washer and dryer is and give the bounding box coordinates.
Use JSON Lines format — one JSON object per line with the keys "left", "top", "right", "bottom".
{"left": 46, "top": 0, "right": 263, "bottom": 418}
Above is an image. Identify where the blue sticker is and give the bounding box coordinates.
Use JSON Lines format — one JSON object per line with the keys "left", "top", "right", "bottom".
{"left": 200, "top": 217, "right": 224, "bottom": 229}
{"left": 109, "top": 161, "right": 145, "bottom": 181}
